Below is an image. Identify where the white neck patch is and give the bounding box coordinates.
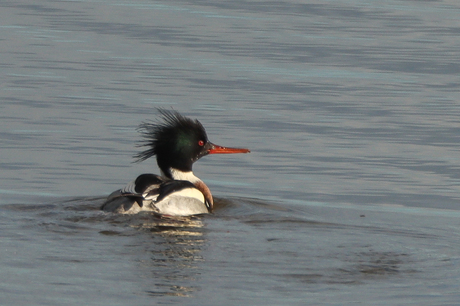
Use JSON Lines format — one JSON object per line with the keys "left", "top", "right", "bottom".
{"left": 168, "top": 168, "right": 201, "bottom": 183}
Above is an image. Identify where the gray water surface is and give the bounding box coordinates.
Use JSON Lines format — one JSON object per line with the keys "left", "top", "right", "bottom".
{"left": 1, "top": 0, "right": 460, "bottom": 304}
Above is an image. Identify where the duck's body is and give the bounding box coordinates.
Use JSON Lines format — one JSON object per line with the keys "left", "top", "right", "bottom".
{"left": 101, "top": 110, "right": 249, "bottom": 216}
{"left": 101, "top": 174, "right": 209, "bottom": 215}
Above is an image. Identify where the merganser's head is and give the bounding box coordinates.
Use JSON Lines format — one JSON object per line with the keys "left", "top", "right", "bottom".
{"left": 134, "top": 109, "right": 250, "bottom": 179}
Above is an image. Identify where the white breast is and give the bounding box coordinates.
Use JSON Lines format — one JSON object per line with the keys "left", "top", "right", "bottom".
{"left": 152, "top": 187, "right": 208, "bottom": 216}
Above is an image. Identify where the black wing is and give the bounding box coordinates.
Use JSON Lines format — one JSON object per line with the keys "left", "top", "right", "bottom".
{"left": 130, "top": 173, "right": 164, "bottom": 195}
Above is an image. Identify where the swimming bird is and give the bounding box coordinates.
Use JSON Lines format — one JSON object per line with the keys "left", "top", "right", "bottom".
{"left": 101, "top": 109, "right": 250, "bottom": 216}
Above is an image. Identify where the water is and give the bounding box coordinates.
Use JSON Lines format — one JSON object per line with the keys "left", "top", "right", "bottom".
{"left": 1, "top": 0, "right": 460, "bottom": 304}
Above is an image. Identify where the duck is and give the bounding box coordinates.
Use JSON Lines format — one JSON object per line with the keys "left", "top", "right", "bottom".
{"left": 101, "top": 109, "right": 250, "bottom": 216}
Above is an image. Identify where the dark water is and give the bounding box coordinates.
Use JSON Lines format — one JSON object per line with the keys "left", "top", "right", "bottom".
{"left": 1, "top": 0, "right": 460, "bottom": 304}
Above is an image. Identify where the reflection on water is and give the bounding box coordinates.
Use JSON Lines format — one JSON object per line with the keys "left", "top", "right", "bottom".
{"left": 139, "top": 220, "right": 206, "bottom": 297}
{"left": 130, "top": 215, "right": 206, "bottom": 297}
{"left": 97, "top": 202, "right": 208, "bottom": 297}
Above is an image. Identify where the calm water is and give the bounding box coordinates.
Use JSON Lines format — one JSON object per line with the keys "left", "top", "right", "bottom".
{"left": 1, "top": 0, "right": 460, "bottom": 304}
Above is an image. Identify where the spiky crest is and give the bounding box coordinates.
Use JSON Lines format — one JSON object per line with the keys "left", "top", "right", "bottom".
{"left": 134, "top": 109, "right": 209, "bottom": 174}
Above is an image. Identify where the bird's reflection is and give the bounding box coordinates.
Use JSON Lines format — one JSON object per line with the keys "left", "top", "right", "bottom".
{"left": 129, "top": 215, "right": 207, "bottom": 297}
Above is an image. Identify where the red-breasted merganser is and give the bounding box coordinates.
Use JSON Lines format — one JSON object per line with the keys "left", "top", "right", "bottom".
{"left": 101, "top": 109, "right": 250, "bottom": 216}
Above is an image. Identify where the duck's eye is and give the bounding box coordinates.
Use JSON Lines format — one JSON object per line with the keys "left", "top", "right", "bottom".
{"left": 198, "top": 140, "right": 205, "bottom": 146}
